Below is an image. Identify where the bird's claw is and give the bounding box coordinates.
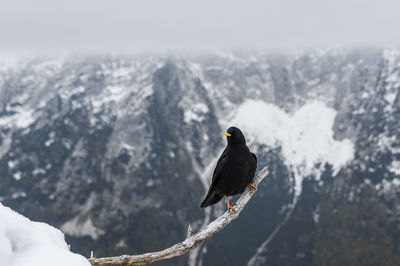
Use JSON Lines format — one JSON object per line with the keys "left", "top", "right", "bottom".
{"left": 247, "top": 183, "right": 256, "bottom": 190}
{"left": 227, "top": 203, "right": 236, "bottom": 212}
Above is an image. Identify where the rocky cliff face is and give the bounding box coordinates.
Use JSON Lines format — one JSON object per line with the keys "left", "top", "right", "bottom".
{"left": 1, "top": 48, "right": 399, "bottom": 265}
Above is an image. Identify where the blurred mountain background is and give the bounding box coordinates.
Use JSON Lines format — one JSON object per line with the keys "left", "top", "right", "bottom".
{"left": 1, "top": 48, "right": 400, "bottom": 265}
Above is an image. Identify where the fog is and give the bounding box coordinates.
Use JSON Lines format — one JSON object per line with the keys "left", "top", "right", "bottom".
{"left": 1, "top": 0, "right": 400, "bottom": 54}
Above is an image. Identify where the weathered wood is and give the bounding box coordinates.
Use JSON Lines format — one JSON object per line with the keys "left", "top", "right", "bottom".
{"left": 89, "top": 166, "right": 269, "bottom": 266}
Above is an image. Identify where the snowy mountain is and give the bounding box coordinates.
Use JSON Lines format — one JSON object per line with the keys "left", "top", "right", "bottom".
{"left": 0, "top": 48, "right": 399, "bottom": 265}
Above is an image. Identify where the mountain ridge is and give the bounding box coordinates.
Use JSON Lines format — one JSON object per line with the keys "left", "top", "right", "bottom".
{"left": 1, "top": 48, "right": 399, "bottom": 265}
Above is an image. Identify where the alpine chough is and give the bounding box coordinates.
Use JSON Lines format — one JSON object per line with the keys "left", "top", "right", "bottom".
{"left": 200, "top": 126, "right": 257, "bottom": 211}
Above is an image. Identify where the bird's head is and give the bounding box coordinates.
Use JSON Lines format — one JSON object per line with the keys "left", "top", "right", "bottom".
{"left": 224, "top": 126, "right": 246, "bottom": 146}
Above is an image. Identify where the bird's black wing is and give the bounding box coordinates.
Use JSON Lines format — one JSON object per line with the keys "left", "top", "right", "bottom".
{"left": 212, "top": 147, "right": 227, "bottom": 183}
{"left": 200, "top": 148, "right": 227, "bottom": 208}
{"left": 251, "top": 152, "right": 257, "bottom": 163}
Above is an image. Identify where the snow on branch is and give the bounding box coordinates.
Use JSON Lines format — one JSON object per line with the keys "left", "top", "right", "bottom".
{"left": 89, "top": 166, "right": 269, "bottom": 266}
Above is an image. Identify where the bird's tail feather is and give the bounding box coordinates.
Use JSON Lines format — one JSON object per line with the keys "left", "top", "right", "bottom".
{"left": 200, "top": 191, "right": 223, "bottom": 208}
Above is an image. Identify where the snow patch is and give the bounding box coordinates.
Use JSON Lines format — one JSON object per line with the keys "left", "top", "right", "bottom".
{"left": 11, "top": 192, "right": 26, "bottom": 199}
{"left": 145, "top": 179, "right": 155, "bottom": 187}
{"left": 384, "top": 91, "right": 397, "bottom": 105}
{"left": 0, "top": 203, "right": 90, "bottom": 266}
{"left": 7, "top": 161, "right": 17, "bottom": 169}
{"left": 60, "top": 194, "right": 104, "bottom": 240}
{"left": 45, "top": 132, "right": 56, "bottom": 147}
{"left": 91, "top": 85, "right": 129, "bottom": 114}
{"left": 0, "top": 107, "right": 35, "bottom": 129}
{"left": 376, "top": 178, "right": 400, "bottom": 194}
{"left": 245, "top": 101, "right": 354, "bottom": 266}
{"left": 232, "top": 100, "right": 354, "bottom": 196}
{"left": 389, "top": 160, "right": 400, "bottom": 175}
{"left": 59, "top": 86, "right": 85, "bottom": 100}
{"left": 61, "top": 217, "right": 104, "bottom": 240}
{"left": 32, "top": 168, "right": 46, "bottom": 176}
{"left": 13, "top": 172, "right": 22, "bottom": 181}
{"left": 105, "top": 85, "right": 126, "bottom": 102}
{"left": 0, "top": 133, "right": 12, "bottom": 159}
{"left": 184, "top": 103, "right": 209, "bottom": 123}
{"left": 115, "top": 239, "right": 127, "bottom": 248}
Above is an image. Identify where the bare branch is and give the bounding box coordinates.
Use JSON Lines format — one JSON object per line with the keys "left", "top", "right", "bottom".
{"left": 89, "top": 166, "right": 269, "bottom": 266}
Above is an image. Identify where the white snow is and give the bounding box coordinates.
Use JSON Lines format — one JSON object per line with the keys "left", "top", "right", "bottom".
{"left": 183, "top": 103, "right": 209, "bottom": 123}
{"left": 376, "top": 178, "right": 400, "bottom": 194}
{"left": 61, "top": 217, "right": 104, "bottom": 240}
{"left": 242, "top": 100, "right": 354, "bottom": 266}
{"left": 60, "top": 194, "right": 104, "bottom": 240}
{"left": 105, "top": 85, "right": 126, "bottom": 102}
{"left": 377, "top": 134, "right": 397, "bottom": 153}
{"left": 184, "top": 110, "right": 202, "bottom": 123}
{"left": 44, "top": 132, "right": 56, "bottom": 147}
{"left": 232, "top": 100, "right": 354, "bottom": 196}
{"left": 7, "top": 161, "right": 16, "bottom": 169}
{"left": 44, "top": 139, "right": 53, "bottom": 147}
{"left": 11, "top": 192, "right": 26, "bottom": 199}
{"left": 112, "top": 67, "right": 134, "bottom": 79}
{"left": 32, "top": 168, "right": 46, "bottom": 176}
{"left": 59, "top": 86, "right": 85, "bottom": 100}
{"left": 383, "top": 49, "right": 400, "bottom": 109}
{"left": 0, "top": 203, "right": 90, "bottom": 266}
{"left": 384, "top": 91, "right": 397, "bottom": 105}
{"left": 312, "top": 204, "right": 320, "bottom": 223}
{"left": 14, "top": 109, "right": 35, "bottom": 129}
{"left": 389, "top": 160, "right": 400, "bottom": 175}
{"left": 122, "top": 143, "right": 136, "bottom": 151}
{"left": 13, "top": 172, "right": 22, "bottom": 181}
{"left": 115, "top": 239, "right": 127, "bottom": 248}
{"left": 361, "top": 91, "right": 370, "bottom": 99}
{"left": 0, "top": 133, "right": 12, "bottom": 159}
{"left": 91, "top": 85, "right": 129, "bottom": 114}
{"left": 145, "top": 179, "right": 155, "bottom": 187}
{"left": 0, "top": 107, "right": 35, "bottom": 129}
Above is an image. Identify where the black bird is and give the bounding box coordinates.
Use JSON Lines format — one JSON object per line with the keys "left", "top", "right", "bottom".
{"left": 201, "top": 126, "right": 257, "bottom": 211}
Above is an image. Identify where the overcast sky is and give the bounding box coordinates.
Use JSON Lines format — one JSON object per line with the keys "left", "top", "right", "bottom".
{"left": 1, "top": 0, "right": 400, "bottom": 54}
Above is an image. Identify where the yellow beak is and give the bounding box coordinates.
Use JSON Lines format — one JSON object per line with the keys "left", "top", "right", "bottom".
{"left": 224, "top": 132, "right": 231, "bottom": 137}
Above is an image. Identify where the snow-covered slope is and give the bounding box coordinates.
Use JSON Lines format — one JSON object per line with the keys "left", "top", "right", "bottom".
{"left": 0, "top": 203, "right": 89, "bottom": 266}
{"left": 231, "top": 100, "right": 354, "bottom": 266}
{"left": 233, "top": 99, "right": 354, "bottom": 196}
